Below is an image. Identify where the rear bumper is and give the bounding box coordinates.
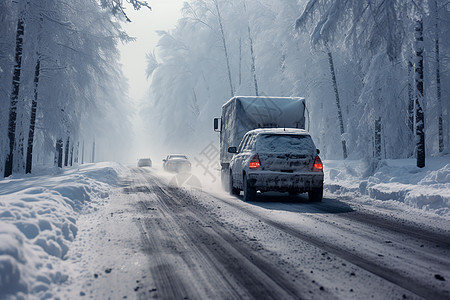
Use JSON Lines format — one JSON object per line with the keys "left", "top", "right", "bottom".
{"left": 247, "top": 171, "right": 323, "bottom": 192}
{"left": 164, "top": 164, "right": 191, "bottom": 173}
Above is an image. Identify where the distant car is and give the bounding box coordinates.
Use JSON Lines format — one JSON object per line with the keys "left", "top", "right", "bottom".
{"left": 228, "top": 128, "right": 324, "bottom": 202}
{"left": 137, "top": 158, "right": 152, "bottom": 167}
{"left": 163, "top": 154, "right": 192, "bottom": 173}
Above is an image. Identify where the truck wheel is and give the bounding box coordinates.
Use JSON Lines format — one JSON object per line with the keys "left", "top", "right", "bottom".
{"left": 229, "top": 171, "right": 240, "bottom": 196}
{"left": 308, "top": 186, "right": 323, "bottom": 202}
{"left": 243, "top": 174, "right": 256, "bottom": 201}
{"left": 221, "top": 168, "right": 230, "bottom": 192}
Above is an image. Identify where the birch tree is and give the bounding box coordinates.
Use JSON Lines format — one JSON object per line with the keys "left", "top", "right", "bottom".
{"left": 183, "top": 0, "right": 234, "bottom": 97}
{"left": 296, "top": 1, "right": 350, "bottom": 159}
{"left": 143, "top": 0, "right": 449, "bottom": 160}
{"left": 2, "top": 0, "right": 137, "bottom": 175}
{"left": 415, "top": 18, "right": 425, "bottom": 168}
{"left": 433, "top": 0, "right": 443, "bottom": 152}
{"left": 213, "top": 0, "right": 234, "bottom": 97}
{"left": 243, "top": 1, "right": 258, "bottom": 96}
{"left": 4, "top": 2, "right": 26, "bottom": 177}
{"left": 295, "top": 0, "right": 418, "bottom": 160}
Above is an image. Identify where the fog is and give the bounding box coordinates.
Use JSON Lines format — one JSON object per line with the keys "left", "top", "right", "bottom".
{"left": 119, "top": 0, "right": 185, "bottom": 164}
{"left": 139, "top": 0, "right": 449, "bottom": 166}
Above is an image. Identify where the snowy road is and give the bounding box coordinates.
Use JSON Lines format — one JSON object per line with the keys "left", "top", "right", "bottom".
{"left": 57, "top": 167, "right": 450, "bottom": 299}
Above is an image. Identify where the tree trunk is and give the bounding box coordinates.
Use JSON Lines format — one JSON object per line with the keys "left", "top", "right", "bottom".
{"left": 415, "top": 19, "right": 425, "bottom": 168}
{"left": 408, "top": 59, "right": 414, "bottom": 134}
{"left": 327, "top": 49, "right": 348, "bottom": 159}
{"left": 26, "top": 58, "right": 40, "bottom": 174}
{"left": 213, "top": 0, "right": 233, "bottom": 97}
{"left": 91, "top": 138, "right": 96, "bottom": 163}
{"left": 248, "top": 25, "right": 258, "bottom": 96}
{"left": 64, "top": 137, "right": 70, "bottom": 167}
{"left": 375, "top": 117, "right": 382, "bottom": 159}
{"left": 243, "top": 1, "right": 258, "bottom": 96}
{"left": 238, "top": 37, "right": 242, "bottom": 86}
{"left": 16, "top": 115, "right": 26, "bottom": 173}
{"left": 70, "top": 144, "right": 73, "bottom": 166}
{"left": 434, "top": 0, "right": 443, "bottom": 152}
{"left": 4, "top": 16, "right": 25, "bottom": 177}
{"left": 74, "top": 141, "right": 79, "bottom": 163}
{"left": 408, "top": 59, "right": 415, "bottom": 157}
{"left": 190, "top": 89, "right": 200, "bottom": 118}
{"left": 55, "top": 139, "right": 63, "bottom": 168}
{"left": 81, "top": 140, "right": 85, "bottom": 164}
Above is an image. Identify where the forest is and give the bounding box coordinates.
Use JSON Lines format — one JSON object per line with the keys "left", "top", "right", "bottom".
{"left": 1, "top": 0, "right": 449, "bottom": 178}
{"left": 143, "top": 0, "right": 449, "bottom": 167}
{"left": 0, "top": 0, "right": 150, "bottom": 177}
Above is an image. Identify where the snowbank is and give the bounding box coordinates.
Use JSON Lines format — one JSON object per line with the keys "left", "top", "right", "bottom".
{"left": 1, "top": 157, "right": 448, "bottom": 298}
{"left": 324, "top": 156, "right": 450, "bottom": 217}
{"left": 0, "top": 163, "right": 124, "bottom": 299}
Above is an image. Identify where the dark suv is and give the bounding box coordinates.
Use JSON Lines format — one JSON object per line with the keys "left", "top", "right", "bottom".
{"left": 228, "top": 128, "right": 324, "bottom": 201}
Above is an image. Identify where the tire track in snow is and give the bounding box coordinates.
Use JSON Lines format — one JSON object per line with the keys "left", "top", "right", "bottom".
{"left": 204, "top": 192, "right": 450, "bottom": 300}
{"left": 314, "top": 201, "right": 450, "bottom": 249}
{"left": 131, "top": 169, "right": 334, "bottom": 299}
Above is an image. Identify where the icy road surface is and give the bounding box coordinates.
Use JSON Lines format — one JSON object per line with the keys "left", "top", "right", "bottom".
{"left": 55, "top": 167, "right": 450, "bottom": 299}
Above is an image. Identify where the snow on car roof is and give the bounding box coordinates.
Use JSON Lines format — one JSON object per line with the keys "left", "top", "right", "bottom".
{"left": 245, "top": 128, "right": 310, "bottom": 136}
{"left": 168, "top": 154, "right": 189, "bottom": 159}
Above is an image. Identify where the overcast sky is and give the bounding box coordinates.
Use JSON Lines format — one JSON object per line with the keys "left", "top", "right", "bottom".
{"left": 119, "top": 0, "right": 185, "bottom": 100}
{"left": 118, "top": 1, "right": 185, "bottom": 161}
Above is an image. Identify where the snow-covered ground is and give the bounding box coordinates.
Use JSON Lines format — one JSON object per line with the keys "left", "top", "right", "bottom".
{"left": 0, "top": 156, "right": 449, "bottom": 299}
{"left": 0, "top": 163, "right": 126, "bottom": 299}
{"left": 324, "top": 156, "right": 450, "bottom": 217}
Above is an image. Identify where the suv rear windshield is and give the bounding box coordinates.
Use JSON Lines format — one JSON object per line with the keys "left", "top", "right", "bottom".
{"left": 256, "top": 134, "right": 315, "bottom": 154}
{"left": 170, "top": 155, "right": 188, "bottom": 160}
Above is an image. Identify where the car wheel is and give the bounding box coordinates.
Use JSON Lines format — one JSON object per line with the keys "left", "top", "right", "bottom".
{"left": 229, "top": 171, "right": 240, "bottom": 196}
{"left": 308, "top": 186, "right": 323, "bottom": 202}
{"left": 243, "top": 174, "right": 256, "bottom": 202}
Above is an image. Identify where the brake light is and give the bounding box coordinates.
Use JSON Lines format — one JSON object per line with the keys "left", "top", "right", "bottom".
{"left": 249, "top": 154, "right": 261, "bottom": 169}
{"left": 313, "top": 156, "right": 323, "bottom": 171}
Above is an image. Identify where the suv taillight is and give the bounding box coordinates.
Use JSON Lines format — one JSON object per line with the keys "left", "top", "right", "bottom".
{"left": 313, "top": 156, "right": 323, "bottom": 171}
{"left": 249, "top": 154, "right": 261, "bottom": 169}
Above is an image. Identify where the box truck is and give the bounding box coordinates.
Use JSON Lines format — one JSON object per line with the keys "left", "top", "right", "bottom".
{"left": 214, "top": 96, "right": 306, "bottom": 187}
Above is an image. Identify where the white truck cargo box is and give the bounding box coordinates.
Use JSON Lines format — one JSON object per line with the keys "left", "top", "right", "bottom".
{"left": 214, "top": 96, "right": 306, "bottom": 174}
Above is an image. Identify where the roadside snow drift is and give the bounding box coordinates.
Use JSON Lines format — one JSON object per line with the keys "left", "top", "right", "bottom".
{"left": 324, "top": 156, "right": 450, "bottom": 217}
{"left": 0, "top": 157, "right": 448, "bottom": 299}
{"left": 0, "top": 163, "right": 124, "bottom": 299}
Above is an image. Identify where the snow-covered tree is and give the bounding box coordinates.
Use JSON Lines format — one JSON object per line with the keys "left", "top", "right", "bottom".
{"left": 142, "top": 0, "right": 449, "bottom": 161}
{"left": 1, "top": 0, "right": 136, "bottom": 176}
